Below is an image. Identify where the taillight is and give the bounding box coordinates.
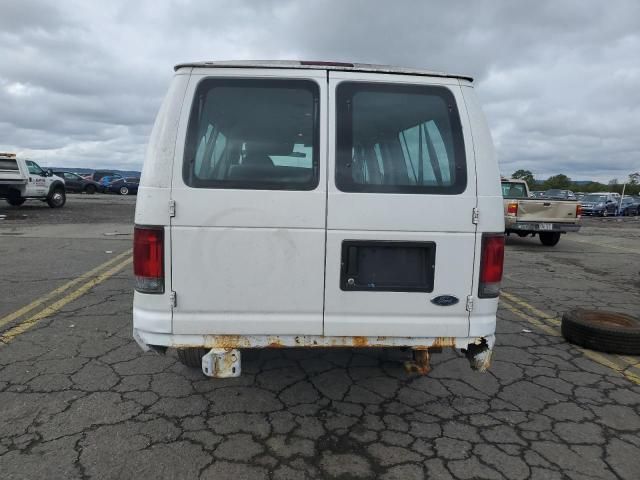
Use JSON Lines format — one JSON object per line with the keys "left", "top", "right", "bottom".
{"left": 576, "top": 204, "right": 582, "bottom": 218}
{"left": 479, "top": 234, "right": 504, "bottom": 298}
{"left": 134, "top": 225, "right": 164, "bottom": 293}
{"left": 507, "top": 202, "right": 518, "bottom": 216}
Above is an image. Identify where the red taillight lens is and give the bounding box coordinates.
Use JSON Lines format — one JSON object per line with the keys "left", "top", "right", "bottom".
{"left": 576, "top": 204, "right": 582, "bottom": 218}
{"left": 133, "top": 226, "right": 164, "bottom": 293}
{"left": 479, "top": 234, "right": 504, "bottom": 298}
{"left": 507, "top": 202, "right": 518, "bottom": 216}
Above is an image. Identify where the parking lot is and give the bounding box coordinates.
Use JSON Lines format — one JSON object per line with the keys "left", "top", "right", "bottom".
{"left": 1, "top": 196, "right": 639, "bottom": 480}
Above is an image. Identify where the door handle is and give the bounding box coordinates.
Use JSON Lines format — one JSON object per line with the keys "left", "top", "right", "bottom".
{"left": 346, "top": 246, "right": 359, "bottom": 276}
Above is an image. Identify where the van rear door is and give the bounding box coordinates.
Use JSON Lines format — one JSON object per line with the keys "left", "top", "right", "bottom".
{"left": 324, "top": 71, "right": 477, "bottom": 338}
{"left": 170, "top": 69, "right": 327, "bottom": 335}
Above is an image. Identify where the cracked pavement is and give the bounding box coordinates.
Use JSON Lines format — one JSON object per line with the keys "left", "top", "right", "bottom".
{"left": 1, "top": 197, "right": 639, "bottom": 479}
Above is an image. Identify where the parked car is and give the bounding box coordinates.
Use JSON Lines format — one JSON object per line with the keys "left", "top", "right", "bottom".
{"left": 83, "top": 170, "right": 117, "bottom": 183}
{"left": 106, "top": 176, "right": 139, "bottom": 195}
{"left": 132, "top": 60, "right": 504, "bottom": 378}
{"left": 618, "top": 197, "right": 640, "bottom": 216}
{"left": 545, "top": 189, "right": 576, "bottom": 200}
{"left": 530, "top": 190, "right": 546, "bottom": 198}
{"left": 52, "top": 170, "right": 100, "bottom": 194}
{"left": 579, "top": 193, "right": 618, "bottom": 216}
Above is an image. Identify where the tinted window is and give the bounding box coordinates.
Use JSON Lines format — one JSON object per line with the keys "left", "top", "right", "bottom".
{"left": 184, "top": 79, "right": 319, "bottom": 190}
{"left": 336, "top": 83, "right": 466, "bottom": 194}
{"left": 501, "top": 182, "right": 527, "bottom": 198}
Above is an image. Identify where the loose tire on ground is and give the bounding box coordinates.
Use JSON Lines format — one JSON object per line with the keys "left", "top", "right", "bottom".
{"left": 47, "top": 188, "right": 66, "bottom": 208}
{"left": 539, "top": 232, "right": 561, "bottom": 246}
{"left": 176, "top": 348, "right": 210, "bottom": 368}
{"left": 561, "top": 309, "right": 640, "bottom": 355}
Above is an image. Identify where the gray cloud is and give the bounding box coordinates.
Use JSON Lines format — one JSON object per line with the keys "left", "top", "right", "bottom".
{"left": 0, "top": 0, "right": 638, "bottom": 181}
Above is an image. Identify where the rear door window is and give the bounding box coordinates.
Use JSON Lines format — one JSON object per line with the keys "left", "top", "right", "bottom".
{"left": 502, "top": 182, "right": 527, "bottom": 198}
{"left": 335, "top": 82, "right": 466, "bottom": 194}
{"left": 183, "top": 79, "right": 319, "bottom": 190}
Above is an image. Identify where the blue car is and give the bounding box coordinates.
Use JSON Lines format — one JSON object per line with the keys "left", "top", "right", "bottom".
{"left": 579, "top": 193, "right": 618, "bottom": 216}
{"left": 618, "top": 197, "right": 640, "bottom": 216}
{"left": 106, "top": 176, "right": 139, "bottom": 195}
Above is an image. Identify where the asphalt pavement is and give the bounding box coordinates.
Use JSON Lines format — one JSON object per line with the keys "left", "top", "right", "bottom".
{"left": 1, "top": 195, "right": 639, "bottom": 480}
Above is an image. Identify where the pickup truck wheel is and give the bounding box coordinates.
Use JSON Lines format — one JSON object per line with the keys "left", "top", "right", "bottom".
{"left": 562, "top": 309, "right": 640, "bottom": 355}
{"left": 539, "top": 232, "right": 561, "bottom": 246}
{"left": 6, "top": 193, "right": 26, "bottom": 206}
{"left": 177, "top": 348, "right": 209, "bottom": 368}
{"left": 47, "top": 188, "right": 66, "bottom": 208}
{"left": 84, "top": 184, "right": 96, "bottom": 195}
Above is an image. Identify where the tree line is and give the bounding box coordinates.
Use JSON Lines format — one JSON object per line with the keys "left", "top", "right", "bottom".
{"left": 510, "top": 170, "right": 640, "bottom": 196}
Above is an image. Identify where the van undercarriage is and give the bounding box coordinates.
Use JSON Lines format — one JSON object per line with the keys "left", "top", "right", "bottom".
{"left": 133, "top": 330, "right": 495, "bottom": 378}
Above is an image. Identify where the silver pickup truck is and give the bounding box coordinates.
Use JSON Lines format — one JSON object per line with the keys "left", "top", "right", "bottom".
{"left": 502, "top": 179, "right": 581, "bottom": 246}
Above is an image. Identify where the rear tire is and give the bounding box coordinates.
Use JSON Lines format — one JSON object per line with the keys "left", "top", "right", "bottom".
{"left": 47, "top": 188, "right": 66, "bottom": 208}
{"left": 6, "top": 192, "right": 26, "bottom": 206}
{"left": 119, "top": 186, "right": 129, "bottom": 195}
{"left": 177, "top": 348, "right": 209, "bottom": 368}
{"left": 85, "top": 184, "right": 96, "bottom": 194}
{"left": 539, "top": 232, "right": 561, "bottom": 246}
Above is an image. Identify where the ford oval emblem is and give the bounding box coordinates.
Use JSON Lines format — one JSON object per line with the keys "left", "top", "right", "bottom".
{"left": 431, "top": 295, "right": 459, "bottom": 307}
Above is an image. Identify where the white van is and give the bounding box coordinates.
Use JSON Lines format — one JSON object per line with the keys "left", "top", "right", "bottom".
{"left": 133, "top": 61, "right": 504, "bottom": 378}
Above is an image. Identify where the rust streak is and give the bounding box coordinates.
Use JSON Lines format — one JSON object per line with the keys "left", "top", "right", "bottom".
{"left": 352, "top": 336, "right": 369, "bottom": 347}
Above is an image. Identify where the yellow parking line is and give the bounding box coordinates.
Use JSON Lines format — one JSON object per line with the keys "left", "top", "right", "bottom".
{"left": 0, "top": 249, "right": 132, "bottom": 329}
{"left": 501, "top": 291, "right": 560, "bottom": 325}
{"left": 500, "top": 298, "right": 558, "bottom": 336}
{"left": 500, "top": 294, "right": 640, "bottom": 385}
{"left": 0, "top": 257, "right": 132, "bottom": 344}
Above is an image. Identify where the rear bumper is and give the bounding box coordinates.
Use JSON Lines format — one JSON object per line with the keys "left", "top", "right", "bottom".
{"left": 507, "top": 221, "right": 581, "bottom": 233}
{"left": 133, "top": 329, "right": 496, "bottom": 371}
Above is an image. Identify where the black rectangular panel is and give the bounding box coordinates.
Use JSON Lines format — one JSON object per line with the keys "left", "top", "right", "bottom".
{"left": 340, "top": 241, "right": 436, "bottom": 292}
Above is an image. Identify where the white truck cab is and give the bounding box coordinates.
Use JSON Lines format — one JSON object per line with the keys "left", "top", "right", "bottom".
{"left": 0, "top": 154, "right": 66, "bottom": 208}
{"left": 133, "top": 61, "right": 504, "bottom": 377}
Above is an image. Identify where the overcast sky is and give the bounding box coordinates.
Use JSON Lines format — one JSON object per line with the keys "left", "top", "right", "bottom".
{"left": 1, "top": 0, "right": 639, "bottom": 182}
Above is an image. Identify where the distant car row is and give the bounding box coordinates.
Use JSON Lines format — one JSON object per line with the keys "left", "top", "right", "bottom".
{"left": 51, "top": 170, "right": 139, "bottom": 195}
{"left": 528, "top": 189, "right": 639, "bottom": 216}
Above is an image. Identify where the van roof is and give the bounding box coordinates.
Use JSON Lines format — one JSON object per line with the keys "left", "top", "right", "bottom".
{"left": 173, "top": 60, "right": 473, "bottom": 82}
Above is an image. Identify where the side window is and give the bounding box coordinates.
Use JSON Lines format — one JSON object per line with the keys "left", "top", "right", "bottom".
{"left": 336, "top": 82, "right": 466, "bottom": 194}
{"left": 64, "top": 173, "right": 78, "bottom": 180}
{"left": 26, "top": 161, "right": 44, "bottom": 176}
{"left": 184, "top": 78, "right": 319, "bottom": 190}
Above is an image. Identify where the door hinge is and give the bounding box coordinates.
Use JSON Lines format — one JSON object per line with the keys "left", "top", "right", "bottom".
{"left": 169, "top": 291, "right": 177, "bottom": 308}
{"left": 472, "top": 208, "right": 479, "bottom": 225}
{"left": 466, "top": 295, "right": 474, "bottom": 312}
{"left": 169, "top": 200, "right": 176, "bottom": 217}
